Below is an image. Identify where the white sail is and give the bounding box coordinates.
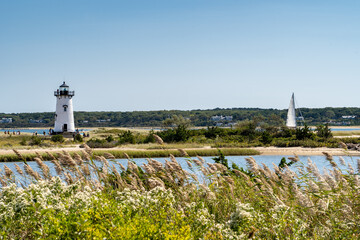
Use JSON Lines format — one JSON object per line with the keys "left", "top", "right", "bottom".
{"left": 286, "top": 93, "right": 297, "bottom": 128}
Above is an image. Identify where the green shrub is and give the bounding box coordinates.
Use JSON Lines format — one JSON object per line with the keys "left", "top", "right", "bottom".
{"left": 29, "top": 136, "right": 42, "bottom": 146}
{"left": 20, "top": 138, "right": 27, "bottom": 146}
{"left": 74, "top": 133, "right": 83, "bottom": 142}
{"left": 86, "top": 138, "right": 117, "bottom": 148}
{"left": 118, "top": 131, "right": 136, "bottom": 144}
{"left": 105, "top": 135, "right": 115, "bottom": 142}
{"left": 51, "top": 135, "right": 64, "bottom": 143}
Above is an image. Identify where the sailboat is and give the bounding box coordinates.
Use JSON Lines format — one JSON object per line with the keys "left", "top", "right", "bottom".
{"left": 286, "top": 93, "right": 297, "bottom": 128}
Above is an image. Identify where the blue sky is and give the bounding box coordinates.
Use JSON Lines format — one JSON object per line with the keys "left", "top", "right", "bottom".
{"left": 1, "top": 0, "right": 359, "bottom": 113}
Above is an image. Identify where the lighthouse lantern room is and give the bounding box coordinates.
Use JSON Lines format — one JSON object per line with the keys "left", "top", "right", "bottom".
{"left": 54, "top": 82, "right": 75, "bottom": 134}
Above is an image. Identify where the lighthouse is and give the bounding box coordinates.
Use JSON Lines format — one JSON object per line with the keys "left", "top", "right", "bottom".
{"left": 53, "top": 82, "right": 75, "bottom": 134}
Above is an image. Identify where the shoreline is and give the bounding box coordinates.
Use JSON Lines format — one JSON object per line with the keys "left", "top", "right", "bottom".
{"left": 254, "top": 146, "right": 360, "bottom": 156}
{"left": 0, "top": 146, "right": 358, "bottom": 162}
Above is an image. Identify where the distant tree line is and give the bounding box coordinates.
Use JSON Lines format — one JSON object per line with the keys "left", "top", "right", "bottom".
{"left": 0, "top": 107, "right": 360, "bottom": 128}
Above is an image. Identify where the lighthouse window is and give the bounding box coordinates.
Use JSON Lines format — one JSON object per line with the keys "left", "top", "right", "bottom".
{"left": 63, "top": 105, "right": 68, "bottom": 112}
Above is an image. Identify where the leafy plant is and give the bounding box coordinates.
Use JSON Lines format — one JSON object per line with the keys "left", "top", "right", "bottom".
{"left": 316, "top": 124, "right": 333, "bottom": 139}
{"left": 74, "top": 134, "right": 83, "bottom": 142}
{"left": 51, "top": 135, "right": 64, "bottom": 143}
{"left": 118, "top": 130, "right": 136, "bottom": 144}
{"left": 212, "top": 149, "right": 229, "bottom": 169}
{"left": 29, "top": 136, "right": 42, "bottom": 145}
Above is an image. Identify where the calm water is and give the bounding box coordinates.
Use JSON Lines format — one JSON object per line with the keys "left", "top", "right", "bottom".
{"left": 1, "top": 155, "right": 358, "bottom": 185}
{"left": 329, "top": 128, "right": 360, "bottom": 132}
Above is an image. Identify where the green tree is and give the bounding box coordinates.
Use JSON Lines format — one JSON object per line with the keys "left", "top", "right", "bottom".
{"left": 236, "top": 120, "right": 257, "bottom": 142}
{"left": 260, "top": 131, "right": 273, "bottom": 145}
{"left": 51, "top": 135, "right": 64, "bottom": 143}
{"left": 316, "top": 124, "right": 332, "bottom": 139}
{"left": 74, "top": 134, "right": 83, "bottom": 142}
{"left": 212, "top": 150, "right": 229, "bottom": 169}
{"left": 295, "top": 124, "right": 314, "bottom": 140}
{"left": 118, "top": 131, "right": 136, "bottom": 144}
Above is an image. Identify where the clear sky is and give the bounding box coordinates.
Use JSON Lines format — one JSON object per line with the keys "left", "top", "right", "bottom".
{"left": 1, "top": 0, "right": 359, "bottom": 113}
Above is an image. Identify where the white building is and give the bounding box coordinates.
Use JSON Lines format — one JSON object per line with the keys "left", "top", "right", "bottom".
{"left": 211, "top": 115, "right": 233, "bottom": 122}
{"left": 53, "top": 82, "right": 75, "bottom": 133}
{"left": 0, "top": 118, "right": 12, "bottom": 123}
{"left": 342, "top": 115, "right": 356, "bottom": 119}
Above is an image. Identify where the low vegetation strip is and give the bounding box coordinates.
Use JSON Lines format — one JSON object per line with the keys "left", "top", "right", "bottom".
{"left": 0, "top": 148, "right": 260, "bottom": 162}
{"left": 0, "top": 147, "right": 359, "bottom": 238}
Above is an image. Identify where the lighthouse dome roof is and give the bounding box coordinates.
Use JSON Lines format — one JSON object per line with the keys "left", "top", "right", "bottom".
{"left": 60, "top": 81, "right": 69, "bottom": 88}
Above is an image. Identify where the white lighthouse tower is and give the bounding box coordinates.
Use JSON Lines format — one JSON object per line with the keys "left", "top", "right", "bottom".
{"left": 53, "top": 82, "right": 75, "bottom": 134}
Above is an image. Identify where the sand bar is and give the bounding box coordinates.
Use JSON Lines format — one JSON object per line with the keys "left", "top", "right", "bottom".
{"left": 254, "top": 147, "right": 360, "bottom": 156}
{"left": 0, "top": 146, "right": 359, "bottom": 157}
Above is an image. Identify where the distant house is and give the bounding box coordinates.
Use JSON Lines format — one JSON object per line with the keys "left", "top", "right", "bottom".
{"left": 29, "top": 119, "right": 45, "bottom": 123}
{"left": 211, "top": 115, "right": 233, "bottom": 122}
{"left": 342, "top": 115, "right": 356, "bottom": 119}
{"left": 211, "top": 115, "right": 222, "bottom": 121}
{"left": 224, "top": 116, "right": 233, "bottom": 121}
{"left": 1, "top": 118, "right": 12, "bottom": 123}
{"left": 96, "top": 119, "right": 111, "bottom": 123}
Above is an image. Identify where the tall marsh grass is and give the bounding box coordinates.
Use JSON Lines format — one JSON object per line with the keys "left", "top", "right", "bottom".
{"left": 0, "top": 148, "right": 259, "bottom": 162}
{"left": 0, "top": 147, "right": 360, "bottom": 239}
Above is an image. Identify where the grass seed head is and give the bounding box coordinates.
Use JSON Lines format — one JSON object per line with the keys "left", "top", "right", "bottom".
{"left": 104, "top": 152, "right": 116, "bottom": 159}
{"left": 35, "top": 152, "right": 43, "bottom": 160}
{"left": 197, "top": 156, "right": 205, "bottom": 164}
{"left": 339, "top": 156, "right": 346, "bottom": 166}
{"left": 81, "top": 150, "right": 91, "bottom": 161}
{"left": 153, "top": 134, "right": 164, "bottom": 145}
{"left": 3, "top": 165, "right": 13, "bottom": 178}
{"left": 46, "top": 151, "right": 57, "bottom": 160}
{"left": 24, "top": 164, "right": 40, "bottom": 180}
{"left": 14, "top": 163, "right": 23, "bottom": 175}
{"left": 51, "top": 160, "right": 63, "bottom": 175}
{"left": 322, "top": 152, "right": 333, "bottom": 161}
{"left": 73, "top": 153, "right": 84, "bottom": 165}
{"left": 339, "top": 142, "right": 348, "bottom": 149}
{"left": 34, "top": 157, "right": 50, "bottom": 179}
{"left": 118, "top": 163, "right": 126, "bottom": 171}
{"left": 124, "top": 152, "right": 131, "bottom": 160}
{"left": 178, "top": 149, "right": 188, "bottom": 157}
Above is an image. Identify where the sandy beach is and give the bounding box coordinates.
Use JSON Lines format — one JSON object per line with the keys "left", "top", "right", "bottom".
{"left": 254, "top": 146, "right": 360, "bottom": 156}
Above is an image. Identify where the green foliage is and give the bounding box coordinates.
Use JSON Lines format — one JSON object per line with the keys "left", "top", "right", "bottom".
{"left": 235, "top": 120, "right": 257, "bottom": 142}
{"left": 212, "top": 150, "right": 229, "bottom": 169}
{"left": 51, "top": 135, "right": 64, "bottom": 143}
{"left": 162, "top": 115, "right": 191, "bottom": 128}
{"left": 20, "top": 138, "right": 27, "bottom": 146}
{"left": 278, "top": 157, "right": 295, "bottom": 168}
{"left": 2, "top": 150, "right": 360, "bottom": 238}
{"left": 118, "top": 130, "right": 136, "bottom": 144}
{"left": 105, "top": 135, "right": 115, "bottom": 142}
{"left": 316, "top": 124, "right": 333, "bottom": 139}
{"left": 86, "top": 138, "right": 118, "bottom": 148}
{"left": 143, "top": 130, "right": 156, "bottom": 143}
{"left": 260, "top": 131, "right": 273, "bottom": 145}
{"left": 74, "top": 134, "right": 83, "bottom": 142}
{"left": 1, "top": 106, "right": 360, "bottom": 128}
{"left": 204, "top": 126, "right": 223, "bottom": 139}
{"left": 29, "top": 136, "right": 42, "bottom": 146}
{"left": 157, "top": 124, "right": 190, "bottom": 142}
{"left": 295, "top": 124, "right": 315, "bottom": 140}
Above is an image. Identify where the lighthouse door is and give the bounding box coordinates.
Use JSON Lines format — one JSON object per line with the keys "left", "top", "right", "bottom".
{"left": 63, "top": 124, "right": 68, "bottom": 132}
